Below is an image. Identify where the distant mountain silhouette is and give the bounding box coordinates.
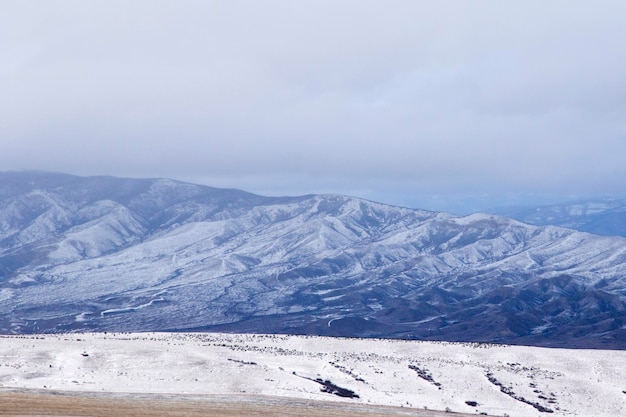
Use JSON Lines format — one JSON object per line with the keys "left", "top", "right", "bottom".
{"left": 494, "top": 197, "right": 626, "bottom": 238}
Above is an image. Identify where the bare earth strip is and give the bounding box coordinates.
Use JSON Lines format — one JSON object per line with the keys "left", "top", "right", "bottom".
{"left": 0, "top": 391, "right": 481, "bottom": 417}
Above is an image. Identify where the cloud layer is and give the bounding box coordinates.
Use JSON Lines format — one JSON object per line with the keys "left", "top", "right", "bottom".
{"left": 2, "top": 1, "right": 625, "bottom": 210}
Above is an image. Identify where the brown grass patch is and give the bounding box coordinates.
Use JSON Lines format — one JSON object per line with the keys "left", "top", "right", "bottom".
{"left": 0, "top": 391, "right": 481, "bottom": 417}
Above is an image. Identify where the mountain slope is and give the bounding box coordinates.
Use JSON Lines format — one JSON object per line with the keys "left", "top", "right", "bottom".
{"left": 1, "top": 172, "right": 625, "bottom": 348}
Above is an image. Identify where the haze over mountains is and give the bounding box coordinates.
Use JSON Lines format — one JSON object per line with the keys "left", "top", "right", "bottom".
{"left": 1, "top": 172, "right": 625, "bottom": 349}
{"left": 493, "top": 197, "right": 626, "bottom": 238}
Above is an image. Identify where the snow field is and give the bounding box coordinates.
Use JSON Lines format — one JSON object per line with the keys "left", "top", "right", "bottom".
{"left": 0, "top": 333, "right": 624, "bottom": 417}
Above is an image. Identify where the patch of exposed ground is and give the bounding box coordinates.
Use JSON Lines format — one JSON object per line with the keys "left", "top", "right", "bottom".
{"left": 0, "top": 391, "right": 487, "bottom": 417}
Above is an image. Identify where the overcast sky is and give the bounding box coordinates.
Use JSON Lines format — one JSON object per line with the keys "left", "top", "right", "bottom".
{"left": 1, "top": 1, "right": 625, "bottom": 213}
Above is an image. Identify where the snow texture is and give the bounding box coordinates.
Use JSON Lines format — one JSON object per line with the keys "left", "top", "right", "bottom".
{"left": 0, "top": 332, "right": 624, "bottom": 417}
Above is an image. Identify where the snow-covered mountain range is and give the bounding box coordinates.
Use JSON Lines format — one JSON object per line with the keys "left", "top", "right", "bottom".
{"left": 1, "top": 172, "right": 625, "bottom": 348}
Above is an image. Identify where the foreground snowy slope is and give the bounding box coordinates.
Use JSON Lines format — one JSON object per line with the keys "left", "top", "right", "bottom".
{"left": 0, "top": 333, "right": 624, "bottom": 417}
{"left": 1, "top": 172, "right": 626, "bottom": 348}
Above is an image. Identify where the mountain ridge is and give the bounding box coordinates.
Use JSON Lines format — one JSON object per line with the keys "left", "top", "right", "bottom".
{"left": 1, "top": 172, "right": 625, "bottom": 349}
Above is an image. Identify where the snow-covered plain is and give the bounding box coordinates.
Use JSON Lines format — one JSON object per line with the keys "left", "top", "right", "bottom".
{"left": 0, "top": 332, "right": 624, "bottom": 417}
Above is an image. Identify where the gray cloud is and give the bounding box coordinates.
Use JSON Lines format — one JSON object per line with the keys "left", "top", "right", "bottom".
{"left": 2, "top": 1, "right": 626, "bottom": 212}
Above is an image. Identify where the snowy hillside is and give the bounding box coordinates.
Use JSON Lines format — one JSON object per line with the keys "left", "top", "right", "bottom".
{"left": 1, "top": 332, "right": 625, "bottom": 417}
{"left": 1, "top": 172, "right": 626, "bottom": 348}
